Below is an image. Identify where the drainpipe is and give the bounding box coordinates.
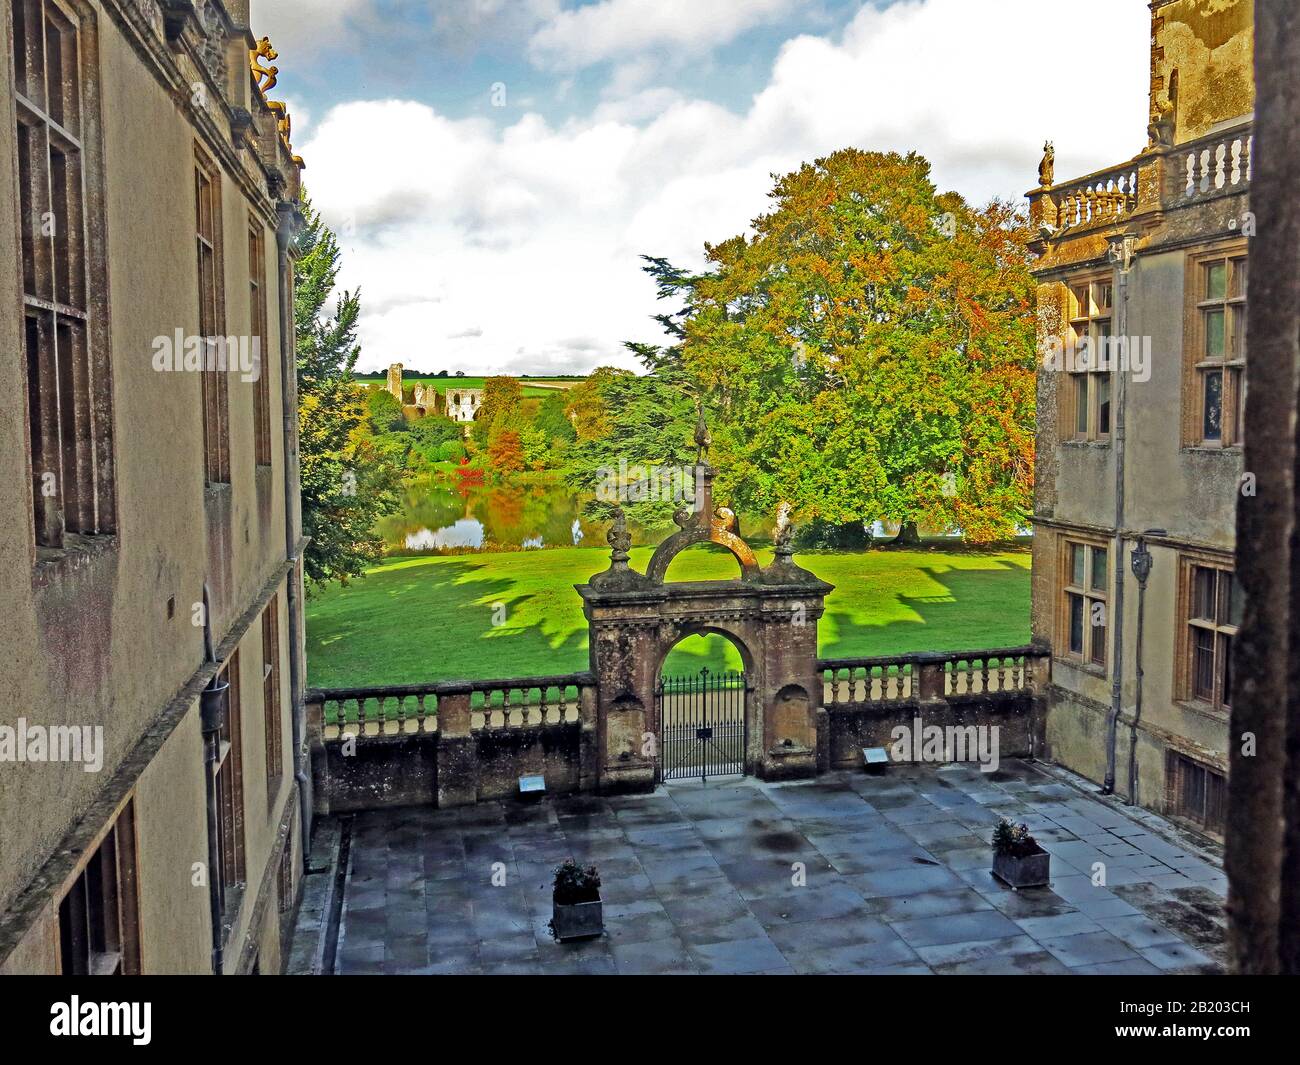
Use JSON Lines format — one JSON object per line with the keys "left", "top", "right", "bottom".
{"left": 276, "top": 200, "right": 312, "bottom": 861}
{"left": 199, "top": 583, "right": 228, "bottom": 975}
{"left": 1102, "top": 236, "right": 1136, "bottom": 794}
{"left": 1127, "top": 529, "right": 1167, "bottom": 804}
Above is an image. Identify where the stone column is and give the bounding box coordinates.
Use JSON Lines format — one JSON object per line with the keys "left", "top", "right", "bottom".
{"left": 435, "top": 686, "right": 478, "bottom": 808}
{"left": 578, "top": 682, "right": 600, "bottom": 793}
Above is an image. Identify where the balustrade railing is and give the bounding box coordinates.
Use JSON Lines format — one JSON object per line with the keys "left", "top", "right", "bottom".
{"left": 819, "top": 646, "right": 1044, "bottom": 708}
{"left": 1038, "top": 160, "right": 1141, "bottom": 234}
{"left": 310, "top": 672, "right": 593, "bottom": 741}
{"left": 1174, "top": 123, "right": 1252, "bottom": 203}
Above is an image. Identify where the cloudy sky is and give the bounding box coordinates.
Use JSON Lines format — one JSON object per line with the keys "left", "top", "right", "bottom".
{"left": 249, "top": 0, "right": 1150, "bottom": 376}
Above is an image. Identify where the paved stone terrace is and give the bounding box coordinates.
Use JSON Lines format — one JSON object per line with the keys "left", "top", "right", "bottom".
{"left": 304, "top": 760, "right": 1227, "bottom": 975}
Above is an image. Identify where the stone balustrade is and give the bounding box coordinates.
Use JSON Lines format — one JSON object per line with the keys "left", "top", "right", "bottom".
{"left": 1032, "top": 160, "right": 1142, "bottom": 235}
{"left": 819, "top": 645, "right": 1044, "bottom": 706}
{"left": 1173, "top": 122, "right": 1253, "bottom": 204}
{"left": 309, "top": 672, "right": 593, "bottom": 741}
{"left": 816, "top": 646, "right": 1050, "bottom": 770}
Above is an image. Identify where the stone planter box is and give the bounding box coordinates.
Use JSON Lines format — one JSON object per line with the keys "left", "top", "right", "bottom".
{"left": 992, "top": 848, "right": 1050, "bottom": 889}
{"left": 552, "top": 895, "right": 603, "bottom": 941}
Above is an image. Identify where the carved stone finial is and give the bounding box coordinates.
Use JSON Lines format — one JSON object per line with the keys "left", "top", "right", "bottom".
{"left": 251, "top": 35, "right": 279, "bottom": 95}
{"left": 1038, "top": 141, "right": 1055, "bottom": 188}
{"left": 693, "top": 402, "right": 711, "bottom": 467}
{"left": 773, "top": 501, "right": 795, "bottom": 560}
{"left": 711, "top": 506, "right": 738, "bottom": 535}
{"left": 587, "top": 505, "right": 655, "bottom": 591}
{"left": 607, "top": 507, "right": 631, "bottom": 566}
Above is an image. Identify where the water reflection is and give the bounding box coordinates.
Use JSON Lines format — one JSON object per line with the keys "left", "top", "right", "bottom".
{"left": 379, "top": 473, "right": 769, "bottom": 554}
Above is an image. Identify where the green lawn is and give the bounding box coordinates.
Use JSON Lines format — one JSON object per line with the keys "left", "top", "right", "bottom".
{"left": 305, "top": 542, "right": 1031, "bottom": 689}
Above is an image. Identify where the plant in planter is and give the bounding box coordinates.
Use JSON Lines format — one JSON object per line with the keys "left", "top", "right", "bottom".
{"left": 548, "top": 859, "right": 603, "bottom": 941}
{"left": 991, "top": 818, "right": 1050, "bottom": 889}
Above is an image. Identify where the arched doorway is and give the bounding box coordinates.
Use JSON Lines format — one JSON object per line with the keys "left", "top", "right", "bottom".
{"left": 657, "top": 632, "right": 748, "bottom": 783}
{"left": 576, "top": 462, "right": 834, "bottom": 793}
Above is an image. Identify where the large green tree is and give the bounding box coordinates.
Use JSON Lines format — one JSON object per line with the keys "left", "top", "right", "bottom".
{"left": 295, "top": 193, "right": 401, "bottom": 588}
{"left": 563, "top": 364, "right": 698, "bottom": 525}
{"left": 644, "top": 148, "right": 1036, "bottom": 543}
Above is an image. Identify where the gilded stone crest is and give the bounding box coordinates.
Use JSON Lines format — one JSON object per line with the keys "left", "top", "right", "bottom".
{"left": 251, "top": 36, "right": 279, "bottom": 95}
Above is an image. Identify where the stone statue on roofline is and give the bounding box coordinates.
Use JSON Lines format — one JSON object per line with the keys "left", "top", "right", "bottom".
{"left": 1038, "top": 141, "right": 1055, "bottom": 189}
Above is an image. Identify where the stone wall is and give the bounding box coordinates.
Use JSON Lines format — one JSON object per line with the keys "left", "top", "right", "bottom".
{"left": 823, "top": 692, "right": 1044, "bottom": 772}
{"left": 310, "top": 723, "right": 588, "bottom": 814}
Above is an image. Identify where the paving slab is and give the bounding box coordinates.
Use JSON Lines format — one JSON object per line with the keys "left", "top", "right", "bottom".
{"left": 298, "top": 763, "right": 1225, "bottom": 976}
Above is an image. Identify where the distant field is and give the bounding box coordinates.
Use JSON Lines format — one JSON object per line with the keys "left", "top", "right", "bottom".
{"left": 356, "top": 375, "right": 581, "bottom": 399}
{"left": 305, "top": 542, "right": 1032, "bottom": 689}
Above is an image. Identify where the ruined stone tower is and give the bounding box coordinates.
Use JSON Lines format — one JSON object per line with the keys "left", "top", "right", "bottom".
{"left": 386, "top": 363, "right": 404, "bottom": 401}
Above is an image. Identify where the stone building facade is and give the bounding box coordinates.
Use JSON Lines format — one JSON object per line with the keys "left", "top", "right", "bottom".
{"left": 0, "top": 0, "right": 308, "bottom": 973}
{"left": 1028, "top": 0, "right": 1253, "bottom": 838}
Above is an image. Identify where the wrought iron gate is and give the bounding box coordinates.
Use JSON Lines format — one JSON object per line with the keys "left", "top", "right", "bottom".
{"left": 656, "top": 668, "right": 746, "bottom": 782}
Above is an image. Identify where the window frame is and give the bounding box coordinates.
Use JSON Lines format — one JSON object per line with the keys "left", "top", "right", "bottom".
{"left": 1057, "top": 534, "right": 1110, "bottom": 672}
{"left": 11, "top": 0, "right": 116, "bottom": 551}
{"left": 1062, "top": 273, "right": 1115, "bottom": 444}
{"left": 56, "top": 797, "right": 140, "bottom": 975}
{"left": 214, "top": 650, "right": 245, "bottom": 922}
{"left": 1176, "top": 553, "right": 1238, "bottom": 715}
{"left": 1166, "top": 752, "right": 1227, "bottom": 836}
{"left": 1184, "top": 242, "right": 1248, "bottom": 449}
{"left": 262, "top": 594, "right": 282, "bottom": 813}
{"left": 195, "top": 148, "right": 229, "bottom": 484}
{"left": 249, "top": 220, "right": 271, "bottom": 467}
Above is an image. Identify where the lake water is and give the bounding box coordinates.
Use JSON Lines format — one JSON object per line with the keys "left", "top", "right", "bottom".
{"left": 377, "top": 472, "right": 775, "bottom": 554}
{"left": 375, "top": 471, "right": 1023, "bottom": 555}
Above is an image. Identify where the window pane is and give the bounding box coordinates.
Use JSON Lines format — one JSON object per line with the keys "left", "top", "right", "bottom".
{"left": 1230, "top": 257, "right": 1248, "bottom": 299}
{"left": 1072, "top": 285, "right": 1090, "bottom": 318}
{"left": 1226, "top": 572, "right": 1244, "bottom": 628}
{"left": 1220, "top": 633, "right": 1233, "bottom": 709}
{"left": 1090, "top": 547, "right": 1107, "bottom": 591}
{"left": 1205, "top": 309, "right": 1225, "bottom": 358}
{"left": 1071, "top": 543, "right": 1085, "bottom": 586}
{"left": 1206, "top": 261, "right": 1227, "bottom": 301}
{"left": 1192, "top": 566, "right": 1217, "bottom": 621}
{"left": 1068, "top": 593, "right": 1084, "bottom": 654}
{"left": 1094, "top": 281, "right": 1112, "bottom": 312}
{"left": 1216, "top": 571, "right": 1233, "bottom": 625}
{"left": 1229, "top": 307, "right": 1244, "bottom": 360}
{"left": 1205, "top": 769, "right": 1227, "bottom": 831}
{"left": 1182, "top": 760, "right": 1207, "bottom": 820}
{"left": 1097, "top": 374, "right": 1111, "bottom": 436}
{"left": 1089, "top": 598, "right": 1106, "bottom": 666}
{"left": 1074, "top": 375, "right": 1089, "bottom": 436}
{"left": 1193, "top": 628, "right": 1216, "bottom": 700}
{"left": 1203, "top": 370, "right": 1223, "bottom": 441}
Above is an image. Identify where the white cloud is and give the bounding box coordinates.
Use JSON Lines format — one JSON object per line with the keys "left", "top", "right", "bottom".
{"left": 529, "top": 0, "right": 806, "bottom": 70}
{"left": 248, "top": 0, "right": 370, "bottom": 55}
{"left": 300, "top": 0, "right": 1150, "bottom": 376}
{"left": 250, "top": 0, "right": 562, "bottom": 60}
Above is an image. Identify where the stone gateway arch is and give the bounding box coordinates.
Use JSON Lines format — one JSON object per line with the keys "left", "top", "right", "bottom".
{"left": 576, "top": 465, "right": 832, "bottom": 792}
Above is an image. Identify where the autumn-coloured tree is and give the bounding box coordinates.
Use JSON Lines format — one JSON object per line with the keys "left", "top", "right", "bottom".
{"left": 647, "top": 148, "right": 1036, "bottom": 542}
{"left": 487, "top": 426, "right": 525, "bottom": 474}
{"left": 471, "top": 375, "right": 523, "bottom": 448}
{"left": 564, "top": 366, "right": 633, "bottom": 441}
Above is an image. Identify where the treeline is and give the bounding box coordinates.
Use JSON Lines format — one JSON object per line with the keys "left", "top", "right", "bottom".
{"left": 360, "top": 377, "right": 594, "bottom": 478}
